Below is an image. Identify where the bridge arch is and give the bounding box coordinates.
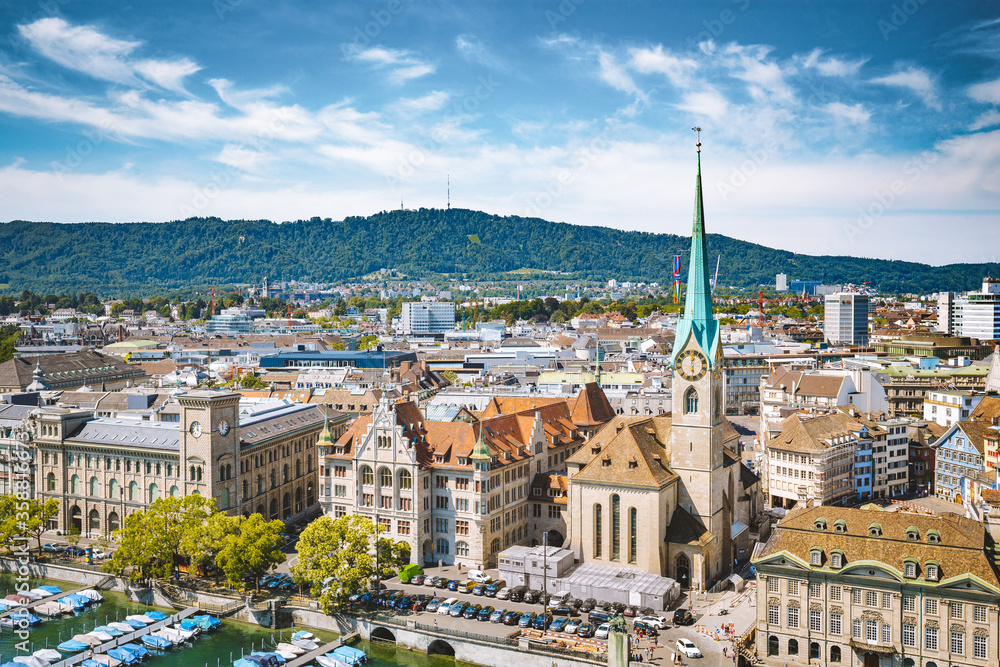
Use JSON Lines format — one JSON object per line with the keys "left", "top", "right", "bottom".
{"left": 371, "top": 626, "right": 396, "bottom": 644}
{"left": 427, "top": 639, "right": 455, "bottom": 656}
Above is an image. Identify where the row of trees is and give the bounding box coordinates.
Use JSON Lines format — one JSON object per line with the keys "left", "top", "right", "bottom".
{"left": 0, "top": 496, "right": 60, "bottom": 553}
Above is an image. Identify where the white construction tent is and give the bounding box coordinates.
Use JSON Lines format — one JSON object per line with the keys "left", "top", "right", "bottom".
{"left": 553, "top": 563, "right": 682, "bottom": 610}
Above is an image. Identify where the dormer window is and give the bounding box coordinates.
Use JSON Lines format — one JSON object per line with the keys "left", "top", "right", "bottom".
{"left": 602, "top": 457, "right": 612, "bottom": 468}
{"left": 533, "top": 488, "right": 541, "bottom": 496}
{"left": 906, "top": 526, "right": 919, "bottom": 541}
{"left": 834, "top": 520, "right": 847, "bottom": 534}
{"left": 628, "top": 459, "right": 638, "bottom": 470}
{"left": 814, "top": 518, "right": 827, "bottom": 531}
{"left": 927, "top": 530, "right": 940, "bottom": 545}
{"left": 591, "top": 446, "right": 601, "bottom": 455}
{"left": 926, "top": 563, "right": 939, "bottom": 580}
{"left": 810, "top": 549, "right": 822, "bottom": 566}
{"left": 904, "top": 561, "right": 917, "bottom": 578}
{"left": 830, "top": 552, "right": 843, "bottom": 569}
{"left": 868, "top": 523, "right": 882, "bottom": 537}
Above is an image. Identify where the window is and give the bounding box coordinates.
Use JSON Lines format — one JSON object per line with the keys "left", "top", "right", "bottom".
{"left": 950, "top": 631, "right": 963, "bottom": 655}
{"left": 46, "top": 472, "right": 56, "bottom": 492}
{"left": 905, "top": 561, "right": 916, "bottom": 578}
{"left": 455, "top": 541, "right": 469, "bottom": 557}
{"left": 852, "top": 588, "right": 862, "bottom": 605}
{"left": 435, "top": 496, "right": 449, "bottom": 509}
{"left": 768, "top": 577, "right": 779, "bottom": 593}
{"left": 831, "top": 552, "right": 842, "bottom": 568}
{"left": 435, "top": 538, "right": 449, "bottom": 554}
{"left": 810, "top": 583, "right": 821, "bottom": 598}
{"left": 974, "top": 634, "right": 987, "bottom": 659}
{"left": 360, "top": 466, "right": 373, "bottom": 486}
{"left": 455, "top": 477, "right": 469, "bottom": 490}
{"left": 787, "top": 606, "right": 799, "bottom": 629}
{"left": 925, "top": 627, "right": 938, "bottom": 650}
{"left": 950, "top": 602, "right": 963, "bottom": 619}
{"left": 866, "top": 591, "right": 878, "bottom": 607}
{"left": 610, "top": 494, "right": 620, "bottom": 561}
{"left": 398, "top": 469, "right": 411, "bottom": 489}
{"left": 903, "top": 624, "right": 915, "bottom": 647}
{"left": 882, "top": 592, "right": 891, "bottom": 609}
{"left": 334, "top": 465, "right": 346, "bottom": 478}
{"left": 903, "top": 595, "right": 915, "bottom": 612}
{"left": 397, "top": 520, "right": 410, "bottom": 535}
{"left": 881, "top": 624, "right": 891, "bottom": 644}
{"left": 810, "top": 550, "right": 821, "bottom": 565}
{"left": 830, "top": 585, "right": 841, "bottom": 601}
{"left": 866, "top": 620, "right": 877, "bottom": 643}
{"left": 379, "top": 468, "right": 392, "bottom": 488}
{"left": 829, "top": 645, "right": 841, "bottom": 663}
{"left": 767, "top": 604, "right": 779, "bottom": 626}
{"left": 456, "top": 520, "right": 469, "bottom": 535}
{"left": 361, "top": 493, "right": 373, "bottom": 507}
{"left": 926, "top": 563, "right": 938, "bottom": 580}
{"left": 594, "top": 503, "right": 602, "bottom": 558}
{"left": 852, "top": 619, "right": 862, "bottom": 639}
{"left": 925, "top": 598, "right": 938, "bottom": 615}
{"left": 809, "top": 610, "right": 821, "bottom": 632}
{"left": 435, "top": 518, "right": 448, "bottom": 533}
{"left": 787, "top": 639, "right": 798, "bottom": 656}
{"left": 829, "top": 613, "right": 841, "bottom": 635}
{"left": 549, "top": 505, "right": 562, "bottom": 519}
{"left": 974, "top": 604, "right": 987, "bottom": 622}
{"left": 684, "top": 387, "right": 698, "bottom": 414}
{"left": 788, "top": 580, "right": 799, "bottom": 595}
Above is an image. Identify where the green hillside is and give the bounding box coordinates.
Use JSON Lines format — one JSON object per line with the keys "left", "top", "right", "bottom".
{"left": 0, "top": 209, "right": 993, "bottom": 297}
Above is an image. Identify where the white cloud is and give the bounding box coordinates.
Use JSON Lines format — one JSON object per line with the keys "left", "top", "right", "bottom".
{"left": 721, "top": 43, "right": 796, "bottom": 103}
{"left": 456, "top": 35, "right": 505, "bottom": 70}
{"left": 18, "top": 18, "right": 199, "bottom": 93}
{"left": 627, "top": 45, "right": 697, "bottom": 88}
{"left": 215, "top": 144, "right": 267, "bottom": 172}
{"left": 869, "top": 67, "right": 940, "bottom": 110}
{"left": 345, "top": 46, "right": 434, "bottom": 84}
{"left": 597, "top": 50, "right": 641, "bottom": 97}
{"left": 395, "top": 91, "right": 449, "bottom": 114}
{"left": 968, "top": 77, "right": 1000, "bottom": 105}
{"left": 675, "top": 88, "right": 729, "bottom": 120}
{"left": 801, "top": 49, "right": 867, "bottom": 77}
{"left": 969, "top": 109, "right": 1000, "bottom": 131}
{"left": 823, "top": 102, "right": 871, "bottom": 125}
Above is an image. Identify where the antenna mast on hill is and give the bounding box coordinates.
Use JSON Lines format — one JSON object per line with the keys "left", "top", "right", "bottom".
{"left": 447, "top": 174, "right": 451, "bottom": 210}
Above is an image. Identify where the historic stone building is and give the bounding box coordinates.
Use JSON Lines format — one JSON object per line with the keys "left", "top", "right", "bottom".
{"left": 752, "top": 506, "right": 1000, "bottom": 667}
{"left": 564, "top": 146, "right": 751, "bottom": 590}
{"left": 33, "top": 390, "right": 332, "bottom": 535}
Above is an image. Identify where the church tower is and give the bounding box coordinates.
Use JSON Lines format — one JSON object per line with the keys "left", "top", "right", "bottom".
{"left": 668, "top": 132, "right": 731, "bottom": 587}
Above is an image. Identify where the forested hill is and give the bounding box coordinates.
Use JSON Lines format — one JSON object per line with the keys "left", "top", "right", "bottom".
{"left": 0, "top": 209, "right": 994, "bottom": 297}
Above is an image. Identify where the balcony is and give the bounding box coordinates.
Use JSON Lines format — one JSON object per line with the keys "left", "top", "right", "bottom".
{"left": 848, "top": 640, "right": 895, "bottom": 655}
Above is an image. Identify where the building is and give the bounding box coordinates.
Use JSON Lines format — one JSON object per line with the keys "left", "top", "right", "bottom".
{"left": 33, "top": 390, "right": 328, "bottom": 536}
{"left": 204, "top": 308, "right": 253, "bottom": 335}
{"left": 825, "top": 293, "right": 869, "bottom": 346}
{"left": 564, "top": 148, "right": 752, "bottom": 591}
{"left": 258, "top": 349, "right": 417, "bottom": 371}
{"left": 752, "top": 506, "right": 1000, "bottom": 667}
{"left": 873, "top": 333, "right": 990, "bottom": 361}
{"left": 0, "top": 350, "right": 146, "bottom": 394}
{"left": 789, "top": 280, "right": 822, "bottom": 296}
{"left": 922, "top": 389, "right": 984, "bottom": 427}
{"left": 776, "top": 273, "right": 788, "bottom": 292}
{"left": 400, "top": 301, "right": 455, "bottom": 335}
{"left": 937, "top": 278, "right": 1000, "bottom": 340}
{"left": 877, "top": 364, "right": 990, "bottom": 418}
{"left": 933, "top": 397, "right": 1000, "bottom": 505}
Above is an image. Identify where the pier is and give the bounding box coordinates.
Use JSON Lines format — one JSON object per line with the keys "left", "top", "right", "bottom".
{"left": 0, "top": 586, "right": 97, "bottom": 621}
{"left": 48, "top": 607, "right": 199, "bottom": 667}
{"left": 283, "top": 639, "right": 344, "bottom": 667}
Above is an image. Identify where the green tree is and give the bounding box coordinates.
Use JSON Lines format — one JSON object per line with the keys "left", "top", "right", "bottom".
{"left": 215, "top": 514, "right": 286, "bottom": 592}
{"left": 357, "top": 335, "right": 378, "bottom": 351}
{"left": 25, "top": 497, "right": 60, "bottom": 553}
{"left": 179, "top": 511, "right": 238, "bottom": 580}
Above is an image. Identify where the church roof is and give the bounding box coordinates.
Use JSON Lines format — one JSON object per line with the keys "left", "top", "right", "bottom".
{"left": 569, "top": 382, "right": 616, "bottom": 426}
{"left": 569, "top": 415, "right": 677, "bottom": 488}
{"left": 666, "top": 506, "right": 714, "bottom": 547}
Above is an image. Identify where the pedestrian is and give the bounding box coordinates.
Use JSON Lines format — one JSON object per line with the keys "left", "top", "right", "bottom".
{"left": 434, "top": 618, "right": 438, "bottom": 627}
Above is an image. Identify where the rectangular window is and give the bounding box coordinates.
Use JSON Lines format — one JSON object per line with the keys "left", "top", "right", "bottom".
{"left": 925, "top": 627, "right": 938, "bottom": 651}
{"left": 903, "top": 595, "right": 915, "bottom": 612}
{"left": 852, "top": 589, "right": 863, "bottom": 605}
{"left": 882, "top": 592, "right": 891, "bottom": 609}
{"left": 974, "top": 605, "right": 987, "bottom": 623}
{"left": 829, "top": 614, "right": 842, "bottom": 636}
{"left": 974, "top": 634, "right": 987, "bottom": 659}
{"left": 809, "top": 610, "right": 821, "bottom": 632}
{"left": 378, "top": 516, "right": 391, "bottom": 532}
{"left": 768, "top": 578, "right": 779, "bottom": 593}
{"left": 435, "top": 518, "right": 448, "bottom": 533}
{"left": 830, "top": 585, "right": 842, "bottom": 602}
{"left": 548, "top": 505, "right": 562, "bottom": 519}
{"left": 787, "top": 607, "right": 799, "bottom": 629}
{"left": 334, "top": 505, "right": 346, "bottom": 518}
{"left": 810, "top": 583, "right": 821, "bottom": 598}
{"left": 380, "top": 495, "right": 392, "bottom": 509}
{"left": 787, "top": 580, "right": 799, "bottom": 595}
{"left": 853, "top": 619, "right": 862, "bottom": 639}
{"left": 334, "top": 466, "right": 346, "bottom": 477}
{"left": 456, "top": 520, "right": 469, "bottom": 535}
{"left": 455, "top": 478, "right": 469, "bottom": 490}
{"left": 866, "top": 620, "right": 878, "bottom": 642}
{"left": 950, "top": 602, "right": 963, "bottom": 619}
{"left": 361, "top": 493, "right": 373, "bottom": 507}
{"left": 435, "top": 475, "right": 448, "bottom": 488}
{"left": 767, "top": 604, "right": 779, "bottom": 626}
{"left": 866, "top": 591, "right": 878, "bottom": 607}
{"left": 925, "top": 598, "right": 938, "bottom": 615}
{"left": 397, "top": 520, "right": 410, "bottom": 535}
{"left": 951, "top": 631, "right": 964, "bottom": 655}
{"left": 881, "top": 624, "right": 891, "bottom": 644}
{"left": 435, "top": 496, "right": 449, "bottom": 509}
{"left": 902, "top": 624, "right": 915, "bottom": 647}
{"left": 334, "top": 485, "right": 346, "bottom": 497}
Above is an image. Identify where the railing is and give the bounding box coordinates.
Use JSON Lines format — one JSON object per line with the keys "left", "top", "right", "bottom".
{"left": 522, "top": 641, "right": 605, "bottom": 665}
{"left": 412, "top": 621, "right": 519, "bottom": 647}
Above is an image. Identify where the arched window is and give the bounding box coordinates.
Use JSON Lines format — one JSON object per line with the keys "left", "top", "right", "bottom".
{"left": 436, "top": 538, "right": 449, "bottom": 554}
{"left": 108, "top": 511, "right": 120, "bottom": 532}
{"left": 283, "top": 464, "right": 289, "bottom": 483}
{"left": 242, "top": 480, "right": 249, "bottom": 500}
{"left": 610, "top": 494, "right": 621, "bottom": 561}
{"left": 129, "top": 481, "right": 138, "bottom": 501}
{"left": 629, "top": 507, "right": 637, "bottom": 563}
{"left": 71, "top": 474, "right": 80, "bottom": 495}
{"left": 109, "top": 479, "right": 119, "bottom": 499}
{"left": 283, "top": 493, "right": 291, "bottom": 519}
{"left": 269, "top": 498, "right": 278, "bottom": 519}
{"left": 398, "top": 470, "right": 412, "bottom": 489}
{"left": 456, "top": 541, "right": 470, "bottom": 556}
{"left": 257, "top": 475, "right": 263, "bottom": 493}
{"left": 594, "top": 503, "right": 603, "bottom": 558}
{"left": 190, "top": 465, "right": 196, "bottom": 480}
{"left": 788, "top": 639, "right": 798, "bottom": 656}
{"left": 685, "top": 387, "right": 699, "bottom": 414}
{"left": 89, "top": 509, "right": 100, "bottom": 531}
{"left": 197, "top": 467, "right": 203, "bottom": 481}
{"left": 360, "top": 466, "right": 374, "bottom": 486}
{"left": 306, "top": 482, "right": 315, "bottom": 506}
{"left": 295, "top": 487, "right": 303, "bottom": 513}
{"left": 295, "top": 459, "right": 301, "bottom": 478}
{"left": 768, "top": 636, "right": 779, "bottom": 656}
{"left": 220, "top": 464, "right": 226, "bottom": 481}
{"left": 149, "top": 483, "right": 159, "bottom": 502}
{"left": 270, "top": 469, "right": 276, "bottom": 488}
{"left": 491, "top": 538, "right": 501, "bottom": 554}
{"left": 830, "top": 646, "right": 841, "bottom": 663}
{"left": 226, "top": 464, "right": 232, "bottom": 480}
{"left": 170, "top": 485, "right": 180, "bottom": 498}
{"left": 810, "top": 642, "right": 820, "bottom": 660}
{"left": 221, "top": 488, "right": 230, "bottom": 509}
{"left": 47, "top": 473, "right": 56, "bottom": 492}
{"left": 379, "top": 467, "right": 393, "bottom": 488}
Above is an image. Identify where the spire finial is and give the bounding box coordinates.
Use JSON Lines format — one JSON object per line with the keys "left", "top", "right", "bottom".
{"left": 692, "top": 126, "right": 701, "bottom": 153}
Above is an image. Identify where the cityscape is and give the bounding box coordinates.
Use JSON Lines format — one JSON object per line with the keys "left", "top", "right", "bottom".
{"left": 1, "top": 3, "right": 999, "bottom": 667}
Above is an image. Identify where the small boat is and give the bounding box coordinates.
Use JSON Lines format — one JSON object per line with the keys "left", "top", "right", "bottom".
{"left": 290, "top": 638, "right": 318, "bottom": 651}
{"left": 94, "top": 624, "right": 124, "bottom": 637}
{"left": 122, "top": 618, "right": 146, "bottom": 630}
{"left": 77, "top": 589, "right": 103, "bottom": 602}
{"left": 125, "top": 615, "right": 151, "bottom": 625}
{"left": 275, "top": 643, "right": 305, "bottom": 656}
{"left": 191, "top": 614, "right": 221, "bottom": 630}
{"left": 57, "top": 639, "right": 89, "bottom": 653}
{"left": 144, "top": 611, "right": 167, "bottom": 621}
{"left": 73, "top": 634, "right": 103, "bottom": 647}
{"left": 155, "top": 628, "right": 187, "bottom": 644}
{"left": 273, "top": 649, "right": 297, "bottom": 661}
{"left": 5, "top": 593, "right": 32, "bottom": 605}
{"left": 91, "top": 657, "right": 123, "bottom": 667}
{"left": 110, "top": 621, "right": 138, "bottom": 634}
{"left": 39, "top": 586, "right": 63, "bottom": 595}
{"left": 12, "top": 657, "right": 50, "bottom": 667}
{"left": 243, "top": 655, "right": 280, "bottom": 667}
{"left": 33, "top": 649, "right": 62, "bottom": 662}
{"left": 117, "top": 643, "right": 149, "bottom": 660}
{"left": 1, "top": 612, "right": 41, "bottom": 627}
{"left": 0, "top": 599, "right": 16, "bottom": 611}
{"left": 28, "top": 588, "right": 54, "bottom": 598}
{"left": 233, "top": 660, "right": 257, "bottom": 667}
{"left": 169, "top": 624, "right": 197, "bottom": 640}
{"left": 58, "top": 595, "right": 87, "bottom": 610}
{"left": 21, "top": 589, "right": 45, "bottom": 601}
{"left": 250, "top": 652, "right": 285, "bottom": 664}
{"left": 178, "top": 619, "right": 201, "bottom": 633}
{"left": 90, "top": 630, "right": 116, "bottom": 642}
{"left": 107, "top": 647, "right": 139, "bottom": 664}
{"left": 141, "top": 634, "right": 172, "bottom": 650}
{"left": 81, "top": 660, "right": 106, "bottom": 667}
{"left": 291, "top": 630, "right": 315, "bottom": 641}
{"left": 325, "top": 646, "right": 368, "bottom": 666}
{"left": 35, "top": 601, "right": 73, "bottom": 616}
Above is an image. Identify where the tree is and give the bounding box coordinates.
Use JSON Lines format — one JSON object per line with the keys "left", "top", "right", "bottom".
{"left": 357, "top": 335, "right": 378, "bottom": 351}
{"left": 25, "top": 498, "right": 59, "bottom": 553}
{"left": 178, "top": 512, "right": 238, "bottom": 580}
{"left": 215, "top": 514, "right": 286, "bottom": 592}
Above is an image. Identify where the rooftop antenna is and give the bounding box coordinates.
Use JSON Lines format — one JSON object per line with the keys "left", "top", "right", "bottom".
{"left": 692, "top": 126, "right": 701, "bottom": 152}
{"left": 447, "top": 174, "right": 450, "bottom": 210}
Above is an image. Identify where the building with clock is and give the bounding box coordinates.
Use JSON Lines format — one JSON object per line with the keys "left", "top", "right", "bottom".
{"left": 32, "top": 389, "right": 336, "bottom": 536}
{"left": 564, "top": 143, "right": 752, "bottom": 590}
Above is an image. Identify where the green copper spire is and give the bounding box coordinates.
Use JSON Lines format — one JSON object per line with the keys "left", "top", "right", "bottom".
{"left": 670, "top": 129, "right": 720, "bottom": 369}
{"left": 471, "top": 417, "right": 490, "bottom": 461}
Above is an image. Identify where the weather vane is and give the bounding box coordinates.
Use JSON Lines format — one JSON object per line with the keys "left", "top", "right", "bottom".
{"left": 692, "top": 126, "right": 701, "bottom": 153}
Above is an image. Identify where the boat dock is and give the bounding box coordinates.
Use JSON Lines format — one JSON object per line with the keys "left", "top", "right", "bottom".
{"left": 0, "top": 586, "right": 94, "bottom": 621}
{"left": 49, "top": 607, "right": 199, "bottom": 667}
{"left": 283, "top": 639, "right": 345, "bottom": 667}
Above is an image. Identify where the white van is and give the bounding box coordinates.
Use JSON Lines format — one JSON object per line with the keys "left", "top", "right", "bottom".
{"left": 468, "top": 570, "right": 492, "bottom": 584}
{"left": 548, "top": 590, "right": 571, "bottom": 605}
{"left": 437, "top": 597, "right": 458, "bottom": 614}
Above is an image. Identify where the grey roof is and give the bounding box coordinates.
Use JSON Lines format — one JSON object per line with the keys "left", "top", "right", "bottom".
{"left": 423, "top": 405, "right": 466, "bottom": 422}
{"left": 238, "top": 402, "right": 326, "bottom": 445}
{"left": 0, "top": 403, "right": 35, "bottom": 428}
{"left": 557, "top": 562, "right": 678, "bottom": 597}
{"left": 65, "top": 418, "right": 182, "bottom": 450}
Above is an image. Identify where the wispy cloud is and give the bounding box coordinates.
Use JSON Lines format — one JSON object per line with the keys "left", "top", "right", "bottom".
{"left": 18, "top": 18, "right": 199, "bottom": 94}
{"left": 721, "top": 43, "right": 796, "bottom": 103}
{"left": 456, "top": 35, "right": 505, "bottom": 71}
{"left": 969, "top": 109, "right": 1000, "bottom": 131}
{"left": 627, "top": 45, "right": 697, "bottom": 88}
{"left": 968, "top": 77, "right": 1000, "bottom": 105}
{"left": 800, "top": 49, "right": 867, "bottom": 77}
{"left": 395, "top": 91, "right": 449, "bottom": 114}
{"left": 823, "top": 101, "right": 871, "bottom": 125}
{"left": 675, "top": 88, "right": 729, "bottom": 120}
{"left": 345, "top": 46, "right": 434, "bottom": 84}
{"left": 869, "top": 67, "right": 940, "bottom": 110}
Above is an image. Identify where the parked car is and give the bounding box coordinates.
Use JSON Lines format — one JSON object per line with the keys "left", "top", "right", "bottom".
{"left": 472, "top": 584, "right": 487, "bottom": 596}
{"left": 468, "top": 570, "right": 491, "bottom": 584}
{"left": 426, "top": 576, "right": 442, "bottom": 587}
{"left": 531, "top": 613, "right": 553, "bottom": 631}
{"left": 673, "top": 609, "right": 695, "bottom": 626}
{"left": 502, "top": 610, "right": 521, "bottom": 625}
{"left": 523, "top": 589, "right": 540, "bottom": 604}
{"left": 580, "top": 598, "right": 596, "bottom": 613}
{"left": 636, "top": 615, "right": 669, "bottom": 629}
{"left": 595, "top": 623, "right": 611, "bottom": 640}
{"left": 425, "top": 599, "right": 441, "bottom": 613}
{"left": 394, "top": 595, "right": 413, "bottom": 611}
{"left": 490, "top": 608, "right": 506, "bottom": 623}
{"left": 463, "top": 604, "right": 482, "bottom": 620}
{"left": 564, "top": 619, "right": 582, "bottom": 634}
{"left": 495, "top": 587, "right": 511, "bottom": 600}
{"left": 485, "top": 581, "right": 506, "bottom": 597}
{"left": 447, "top": 579, "right": 461, "bottom": 592}
{"left": 42, "top": 543, "right": 64, "bottom": 553}
{"left": 676, "top": 639, "right": 702, "bottom": 658}
{"left": 508, "top": 586, "right": 526, "bottom": 603}
{"left": 460, "top": 581, "right": 477, "bottom": 594}
{"left": 477, "top": 605, "right": 494, "bottom": 621}
{"left": 632, "top": 620, "right": 659, "bottom": 636}
{"left": 65, "top": 546, "right": 86, "bottom": 557}
{"left": 411, "top": 596, "right": 428, "bottom": 612}
{"left": 450, "top": 601, "right": 469, "bottom": 617}
{"left": 436, "top": 577, "right": 450, "bottom": 589}
{"left": 410, "top": 574, "right": 425, "bottom": 586}
{"left": 550, "top": 606, "right": 573, "bottom": 617}
{"left": 623, "top": 605, "right": 638, "bottom": 617}
{"left": 518, "top": 612, "right": 538, "bottom": 628}
{"left": 550, "top": 617, "right": 569, "bottom": 633}
{"left": 576, "top": 622, "right": 595, "bottom": 638}
{"left": 438, "top": 598, "right": 458, "bottom": 614}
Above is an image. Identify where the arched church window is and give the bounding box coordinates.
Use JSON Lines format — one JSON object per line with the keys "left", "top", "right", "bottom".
{"left": 685, "top": 387, "right": 699, "bottom": 414}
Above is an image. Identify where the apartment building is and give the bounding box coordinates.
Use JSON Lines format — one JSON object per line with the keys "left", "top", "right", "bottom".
{"left": 825, "top": 293, "right": 869, "bottom": 346}
{"left": 752, "top": 506, "right": 1000, "bottom": 667}
{"left": 922, "top": 389, "right": 984, "bottom": 427}
{"left": 764, "top": 412, "right": 856, "bottom": 509}
{"left": 400, "top": 301, "right": 456, "bottom": 335}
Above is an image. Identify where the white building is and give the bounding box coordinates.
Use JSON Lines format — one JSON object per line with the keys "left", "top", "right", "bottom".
{"left": 400, "top": 301, "right": 455, "bottom": 335}
{"left": 937, "top": 278, "right": 1000, "bottom": 339}
{"left": 922, "top": 389, "right": 985, "bottom": 427}
{"left": 824, "top": 293, "right": 869, "bottom": 346}
{"left": 775, "top": 273, "right": 788, "bottom": 292}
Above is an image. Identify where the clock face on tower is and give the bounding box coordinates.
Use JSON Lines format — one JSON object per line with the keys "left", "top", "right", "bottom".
{"left": 189, "top": 421, "right": 203, "bottom": 437}
{"left": 678, "top": 350, "right": 708, "bottom": 382}
{"left": 218, "top": 420, "right": 230, "bottom": 436}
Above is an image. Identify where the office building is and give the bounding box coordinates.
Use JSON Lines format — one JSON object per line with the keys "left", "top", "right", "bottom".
{"left": 400, "top": 301, "right": 456, "bottom": 335}
{"left": 937, "top": 278, "right": 1000, "bottom": 340}
{"left": 825, "top": 293, "right": 869, "bottom": 346}
{"left": 776, "top": 273, "right": 788, "bottom": 292}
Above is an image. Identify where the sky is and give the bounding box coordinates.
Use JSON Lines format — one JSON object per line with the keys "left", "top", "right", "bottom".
{"left": 0, "top": 0, "right": 998, "bottom": 265}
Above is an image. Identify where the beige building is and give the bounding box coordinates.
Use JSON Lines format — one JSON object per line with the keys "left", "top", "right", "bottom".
{"left": 33, "top": 390, "right": 333, "bottom": 535}
{"left": 752, "top": 506, "right": 1000, "bottom": 667}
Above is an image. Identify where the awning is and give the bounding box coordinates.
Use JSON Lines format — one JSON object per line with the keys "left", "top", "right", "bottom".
{"left": 731, "top": 520, "right": 749, "bottom": 539}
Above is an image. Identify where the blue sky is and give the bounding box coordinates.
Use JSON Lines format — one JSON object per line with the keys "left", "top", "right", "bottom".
{"left": 0, "top": 1, "right": 998, "bottom": 265}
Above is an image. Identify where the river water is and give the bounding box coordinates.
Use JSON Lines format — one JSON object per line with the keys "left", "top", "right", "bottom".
{"left": 0, "top": 574, "right": 468, "bottom": 667}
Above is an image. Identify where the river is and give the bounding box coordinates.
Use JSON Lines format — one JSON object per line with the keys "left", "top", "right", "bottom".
{"left": 0, "top": 574, "right": 469, "bottom": 667}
